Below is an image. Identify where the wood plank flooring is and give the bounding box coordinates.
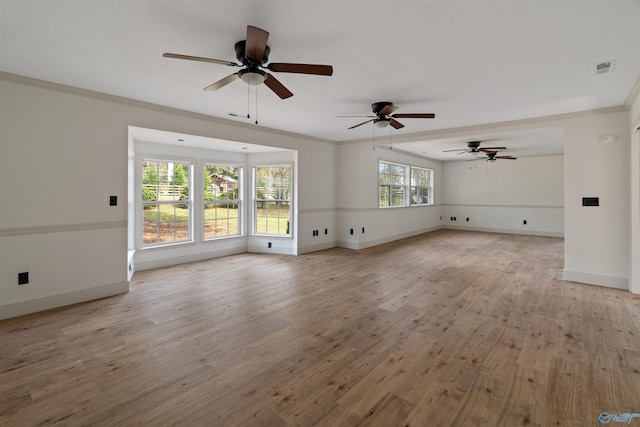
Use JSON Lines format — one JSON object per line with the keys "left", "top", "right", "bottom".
{"left": 1, "top": 229, "right": 640, "bottom": 426}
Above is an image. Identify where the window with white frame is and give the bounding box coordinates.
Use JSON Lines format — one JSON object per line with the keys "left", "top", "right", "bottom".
{"left": 204, "top": 164, "right": 241, "bottom": 239}
{"left": 379, "top": 160, "right": 433, "bottom": 207}
{"left": 379, "top": 161, "right": 407, "bottom": 207}
{"left": 141, "top": 159, "right": 192, "bottom": 246}
{"left": 410, "top": 166, "right": 432, "bottom": 205}
{"left": 254, "top": 165, "right": 291, "bottom": 235}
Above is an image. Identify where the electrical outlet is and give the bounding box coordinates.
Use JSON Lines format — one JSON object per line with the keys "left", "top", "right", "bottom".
{"left": 268, "top": 242, "right": 272, "bottom": 248}
{"left": 109, "top": 195, "right": 117, "bottom": 206}
{"left": 18, "top": 272, "right": 29, "bottom": 285}
{"left": 350, "top": 228, "right": 354, "bottom": 235}
{"left": 466, "top": 217, "right": 469, "bottom": 222}
{"left": 324, "top": 228, "right": 328, "bottom": 235}
{"left": 362, "top": 227, "right": 365, "bottom": 233}
{"left": 523, "top": 220, "right": 527, "bottom": 225}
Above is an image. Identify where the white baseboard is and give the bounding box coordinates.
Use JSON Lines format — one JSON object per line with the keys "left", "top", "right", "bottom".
{"left": 135, "top": 247, "right": 247, "bottom": 271}
{"left": 0, "top": 281, "right": 129, "bottom": 320}
{"left": 337, "top": 226, "right": 442, "bottom": 251}
{"left": 297, "top": 241, "right": 336, "bottom": 254}
{"left": 443, "top": 225, "right": 564, "bottom": 238}
{"left": 562, "top": 270, "right": 629, "bottom": 290}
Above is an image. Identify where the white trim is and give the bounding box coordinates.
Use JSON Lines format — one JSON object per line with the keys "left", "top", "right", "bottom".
{"left": 297, "top": 241, "right": 337, "bottom": 254}
{"left": 562, "top": 270, "right": 629, "bottom": 291}
{"left": 251, "top": 163, "right": 294, "bottom": 237}
{"left": 443, "top": 224, "right": 563, "bottom": 238}
{"left": 135, "top": 246, "right": 247, "bottom": 271}
{"left": 337, "top": 226, "right": 442, "bottom": 250}
{"left": 0, "top": 71, "right": 337, "bottom": 147}
{"left": 0, "top": 281, "right": 129, "bottom": 320}
{"left": 443, "top": 203, "right": 564, "bottom": 209}
{"left": 0, "top": 221, "right": 126, "bottom": 236}
{"left": 630, "top": 121, "right": 640, "bottom": 294}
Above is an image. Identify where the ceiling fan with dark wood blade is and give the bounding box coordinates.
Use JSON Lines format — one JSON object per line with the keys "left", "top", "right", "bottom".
{"left": 443, "top": 141, "right": 507, "bottom": 155}
{"left": 478, "top": 151, "right": 517, "bottom": 162}
{"left": 163, "top": 25, "right": 333, "bottom": 99}
{"left": 340, "top": 102, "right": 435, "bottom": 129}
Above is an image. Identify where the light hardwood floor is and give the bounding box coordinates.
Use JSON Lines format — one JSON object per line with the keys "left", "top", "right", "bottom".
{"left": 1, "top": 230, "right": 640, "bottom": 426}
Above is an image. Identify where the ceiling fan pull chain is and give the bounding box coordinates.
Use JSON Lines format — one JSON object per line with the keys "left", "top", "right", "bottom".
{"left": 372, "top": 123, "right": 375, "bottom": 150}
{"left": 247, "top": 84, "right": 250, "bottom": 119}
{"left": 255, "top": 86, "right": 259, "bottom": 125}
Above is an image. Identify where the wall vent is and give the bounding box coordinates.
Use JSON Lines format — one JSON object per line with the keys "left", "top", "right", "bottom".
{"left": 595, "top": 60, "right": 615, "bottom": 74}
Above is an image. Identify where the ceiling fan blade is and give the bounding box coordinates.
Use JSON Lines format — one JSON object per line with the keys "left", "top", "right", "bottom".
{"left": 496, "top": 156, "right": 518, "bottom": 159}
{"left": 349, "top": 119, "right": 374, "bottom": 129}
{"left": 267, "top": 63, "right": 333, "bottom": 76}
{"left": 391, "top": 113, "right": 436, "bottom": 119}
{"left": 479, "top": 146, "right": 507, "bottom": 152}
{"left": 390, "top": 119, "right": 404, "bottom": 129}
{"left": 336, "top": 115, "right": 376, "bottom": 118}
{"left": 443, "top": 148, "right": 469, "bottom": 152}
{"left": 203, "top": 73, "right": 240, "bottom": 91}
{"left": 379, "top": 104, "right": 399, "bottom": 115}
{"left": 264, "top": 74, "right": 293, "bottom": 99}
{"left": 163, "top": 53, "right": 239, "bottom": 67}
{"left": 245, "top": 25, "right": 269, "bottom": 62}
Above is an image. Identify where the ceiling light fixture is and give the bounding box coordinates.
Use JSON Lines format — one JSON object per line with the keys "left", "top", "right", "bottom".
{"left": 239, "top": 69, "right": 266, "bottom": 86}
{"left": 374, "top": 118, "right": 391, "bottom": 128}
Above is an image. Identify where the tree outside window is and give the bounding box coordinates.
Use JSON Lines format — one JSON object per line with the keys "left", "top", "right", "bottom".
{"left": 204, "top": 164, "right": 241, "bottom": 238}
{"left": 141, "top": 160, "right": 191, "bottom": 245}
{"left": 379, "top": 161, "right": 433, "bottom": 207}
{"left": 410, "top": 167, "right": 431, "bottom": 205}
{"left": 379, "top": 161, "right": 407, "bottom": 207}
{"left": 254, "top": 166, "right": 291, "bottom": 235}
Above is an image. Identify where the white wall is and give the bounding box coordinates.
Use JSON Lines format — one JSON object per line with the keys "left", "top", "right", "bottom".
{"left": 627, "top": 80, "right": 640, "bottom": 294}
{"left": 0, "top": 75, "right": 336, "bottom": 319}
{"left": 0, "top": 72, "right": 636, "bottom": 319}
{"left": 336, "top": 143, "right": 442, "bottom": 250}
{"left": 0, "top": 79, "right": 130, "bottom": 320}
{"left": 562, "top": 110, "right": 631, "bottom": 289}
{"left": 441, "top": 154, "right": 564, "bottom": 236}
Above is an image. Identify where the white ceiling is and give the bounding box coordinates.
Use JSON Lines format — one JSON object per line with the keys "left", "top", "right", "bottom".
{"left": 1, "top": 0, "right": 639, "bottom": 160}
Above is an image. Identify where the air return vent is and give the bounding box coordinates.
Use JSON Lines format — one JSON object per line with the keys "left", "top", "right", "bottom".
{"left": 595, "top": 60, "right": 615, "bottom": 74}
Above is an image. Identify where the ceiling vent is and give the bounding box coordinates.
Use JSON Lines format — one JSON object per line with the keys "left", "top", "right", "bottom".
{"left": 595, "top": 60, "right": 615, "bottom": 74}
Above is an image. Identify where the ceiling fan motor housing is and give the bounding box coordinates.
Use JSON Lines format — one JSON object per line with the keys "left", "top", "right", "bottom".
{"left": 235, "top": 40, "right": 270, "bottom": 66}
{"left": 371, "top": 101, "right": 393, "bottom": 114}
{"left": 467, "top": 141, "right": 482, "bottom": 151}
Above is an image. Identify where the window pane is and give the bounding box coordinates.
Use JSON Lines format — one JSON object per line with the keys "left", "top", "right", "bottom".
{"left": 391, "top": 187, "right": 404, "bottom": 206}
{"left": 409, "top": 167, "right": 432, "bottom": 205}
{"left": 205, "top": 202, "right": 240, "bottom": 238}
{"left": 141, "top": 160, "right": 191, "bottom": 246}
{"left": 254, "top": 166, "right": 291, "bottom": 235}
{"left": 204, "top": 164, "right": 241, "bottom": 239}
{"left": 379, "top": 162, "right": 390, "bottom": 184}
{"left": 379, "top": 186, "right": 390, "bottom": 207}
{"left": 392, "top": 165, "right": 405, "bottom": 185}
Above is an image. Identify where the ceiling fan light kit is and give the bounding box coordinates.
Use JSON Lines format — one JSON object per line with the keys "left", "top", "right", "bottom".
{"left": 238, "top": 69, "right": 266, "bottom": 86}
{"left": 374, "top": 118, "right": 391, "bottom": 128}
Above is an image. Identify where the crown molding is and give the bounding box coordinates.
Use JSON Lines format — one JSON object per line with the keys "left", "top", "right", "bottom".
{"left": 0, "top": 71, "right": 336, "bottom": 146}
